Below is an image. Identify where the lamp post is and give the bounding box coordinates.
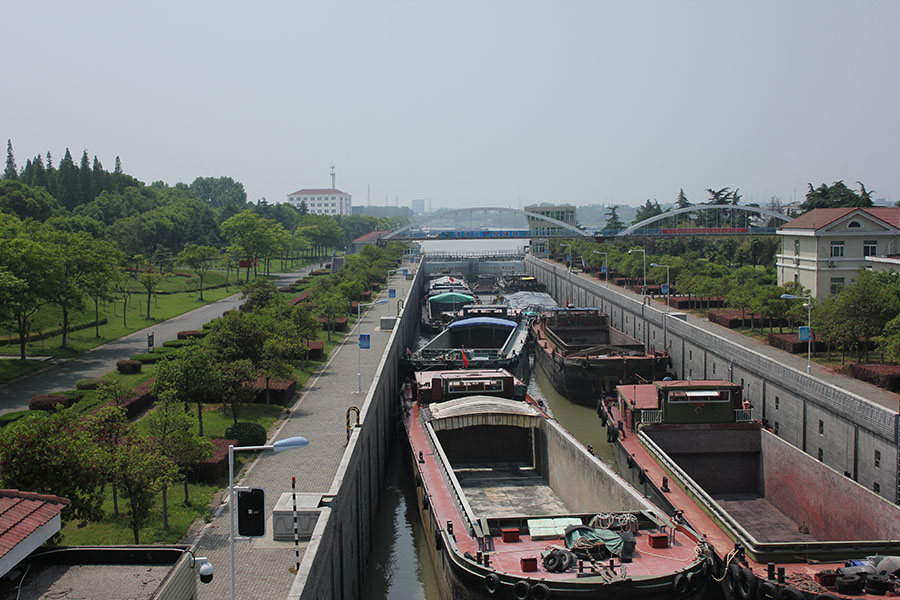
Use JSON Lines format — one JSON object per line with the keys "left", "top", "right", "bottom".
{"left": 357, "top": 299, "right": 389, "bottom": 393}
{"left": 229, "top": 436, "right": 309, "bottom": 600}
{"left": 650, "top": 262, "right": 670, "bottom": 350}
{"left": 628, "top": 247, "right": 646, "bottom": 294}
{"left": 592, "top": 251, "right": 608, "bottom": 287}
{"left": 781, "top": 294, "right": 812, "bottom": 374}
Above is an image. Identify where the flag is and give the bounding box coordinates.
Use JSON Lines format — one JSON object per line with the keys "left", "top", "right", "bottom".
{"left": 461, "top": 351, "right": 469, "bottom": 368}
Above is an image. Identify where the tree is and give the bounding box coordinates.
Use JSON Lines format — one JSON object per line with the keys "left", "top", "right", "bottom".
{"left": 115, "top": 437, "right": 178, "bottom": 543}
{"left": 144, "top": 402, "right": 213, "bottom": 527}
{"left": 152, "top": 345, "right": 221, "bottom": 436}
{"left": 57, "top": 148, "right": 81, "bottom": 210}
{"left": 189, "top": 176, "right": 248, "bottom": 210}
{"left": 239, "top": 278, "right": 282, "bottom": 313}
{"left": 133, "top": 253, "right": 167, "bottom": 319}
{"left": 217, "top": 358, "right": 256, "bottom": 424}
{"left": 0, "top": 179, "right": 61, "bottom": 220}
{"left": 603, "top": 205, "right": 625, "bottom": 231}
{"left": 313, "top": 289, "right": 348, "bottom": 341}
{"left": 81, "top": 240, "right": 124, "bottom": 337}
{"left": 85, "top": 405, "right": 132, "bottom": 517}
{"left": 833, "top": 270, "right": 899, "bottom": 362}
{"left": 632, "top": 199, "right": 664, "bottom": 225}
{"left": 221, "top": 211, "right": 274, "bottom": 280}
{"left": 258, "top": 336, "right": 300, "bottom": 407}
{"left": 726, "top": 281, "right": 759, "bottom": 329}
{"left": 0, "top": 408, "right": 104, "bottom": 522}
{"left": 4, "top": 140, "right": 17, "bottom": 180}
{"left": 675, "top": 188, "right": 690, "bottom": 209}
{"left": 800, "top": 181, "right": 873, "bottom": 211}
{"left": 178, "top": 244, "right": 218, "bottom": 300}
{"left": 111, "top": 270, "right": 132, "bottom": 328}
{"left": 291, "top": 305, "right": 320, "bottom": 365}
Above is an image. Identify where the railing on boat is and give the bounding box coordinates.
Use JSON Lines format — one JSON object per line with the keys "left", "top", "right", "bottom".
{"left": 640, "top": 409, "right": 664, "bottom": 424}
{"left": 734, "top": 409, "right": 752, "bottom": 423}
{"left": 423, "top": 420, "right": 480, "bottom": 536}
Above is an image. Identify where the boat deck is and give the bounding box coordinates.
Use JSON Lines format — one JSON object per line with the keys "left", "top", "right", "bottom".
{"left": 455, "top": 462, "right": 569, "bottom": 518}
{"left": 713, "top": 494, "right": 817, "bottom": 543}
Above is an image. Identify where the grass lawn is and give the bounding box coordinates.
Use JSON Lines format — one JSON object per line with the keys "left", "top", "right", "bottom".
{"left": 0, "top": 359, "right": 46, "bottom": 383}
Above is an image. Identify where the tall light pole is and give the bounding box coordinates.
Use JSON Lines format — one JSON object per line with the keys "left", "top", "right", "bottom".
{"left": 229, "top": 436, "right": 309, "bottom": 600}
{"left": 650, "top": 262, "right": 670, "bottom": 350}
{"left": 357, "top": 299, "right": 389, "bottom": 393}
{"left": 593, "top": 250, "right": 609, "bottom": 287}
{"left": 781, "top": 293, "right": 812, "bottom": 374}
{"left": 628, "top": 247, "right": 646, "bottom": 294}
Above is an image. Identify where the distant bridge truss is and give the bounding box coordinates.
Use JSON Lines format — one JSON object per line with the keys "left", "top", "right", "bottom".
{"left": 382, "top": 207, "right": 591, "bottom": 240}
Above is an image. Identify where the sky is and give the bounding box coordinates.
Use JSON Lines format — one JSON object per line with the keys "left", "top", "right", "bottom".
{"left": 2, "top": 1, "right": 899, "bottom": 211}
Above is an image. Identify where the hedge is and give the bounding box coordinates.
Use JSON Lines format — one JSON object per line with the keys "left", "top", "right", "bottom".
{"left": 317, "top": 317, "right": 348, "bottom": 331}
{"left": 116, "top": 359, "right": 142, "bottom": 375}
{"left": 306, "top": 341, "right": 324, "bottom": 361}
{"left": 76, "top": 378, "right": 102, "bottom": 390}
{"left": 188, "top": 438, "right": 237, "bottom": 482}
{"left": 251, "top": 377, "right": 297, "bottom": 405}
{"left": 177, "top": 330, "right": 206, "bottom": 340}
{"left": 162, "top": 339, "right": 192, "bottom": 348}
{"left": 849, "top": 364, "right": 900, "bottom": 392}
{"left": 767, "top": 333, "right": 826, "bottom": 354}
{"left": 130, "top": 349, "right": 174, "bottom": 364}
{"left": 29, "top": 394, "right": 77, "bottom": 411}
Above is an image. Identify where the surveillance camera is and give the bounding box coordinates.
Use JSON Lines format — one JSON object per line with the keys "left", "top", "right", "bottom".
{"left": 196, "top": 558, "right": 214, "bottom": 584}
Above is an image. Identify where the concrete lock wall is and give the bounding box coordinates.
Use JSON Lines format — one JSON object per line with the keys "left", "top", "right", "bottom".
{"left": 288, "top": 263, "right": 426, "bottom": 600}
{"left": 526, "top": 255, "right": 900, "bottom": 505}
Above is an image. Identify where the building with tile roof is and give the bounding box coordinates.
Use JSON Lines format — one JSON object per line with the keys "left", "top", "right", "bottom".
{"left": 776, "top": 207, "right": 900, "bottom": 299}
{"left": 0, "top": 490, "right": 69, "bottom": 578}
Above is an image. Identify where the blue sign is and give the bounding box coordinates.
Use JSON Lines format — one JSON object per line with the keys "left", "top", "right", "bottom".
{"left": 600, "top": 265, "right": 607, "bottom": 274}
{"left": 402, "top": 268, "right": 408, "bottom": 276}
{"left": 798, "top": 326, "right": 810, "bottom": 342}
{"left": 359, "top": 334, "right": 370, "bottom": 349}
{"left": 661, "top": 284, "right": 669, "bottom": 295}
{"left": 389, "top": 288, "right": 396, "bottom": 298}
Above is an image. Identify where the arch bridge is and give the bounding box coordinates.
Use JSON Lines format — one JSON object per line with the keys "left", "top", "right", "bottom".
{"left": 614, "top": 205, "right": 791, "bottom": 237}
{"left": 382, "top": 207, "right": 591, "bottom": 240}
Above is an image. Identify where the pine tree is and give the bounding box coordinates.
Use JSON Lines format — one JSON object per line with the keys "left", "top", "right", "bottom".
{"left": 114, "top": 156, "right": 122, "bottom": 175}
{"left": 675, "top": 188, "right": 690, "bottom": 209}
{"left": 79, "top": 149, "right": 93, "bottom": 205}
{"left": 4, "top": 140, "right": 18, "bottom": 180}
{"left": 45, "top": 152, "right": 58, "bottom": 198}
{"left": 91, "top": 155, "right": 105, "bottom": 197}
{"left": 58, "top": 148, "right": 81, "bottom": 210}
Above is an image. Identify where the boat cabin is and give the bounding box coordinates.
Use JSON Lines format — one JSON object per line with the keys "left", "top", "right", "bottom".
{"left": 414, "top": 369, "right": 526, "bottom": 404}
{"left": 615, "top": 380, "right": 744, "bottom": 429}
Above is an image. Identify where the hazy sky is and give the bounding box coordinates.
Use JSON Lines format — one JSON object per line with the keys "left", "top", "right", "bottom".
{"left": 2, "top": 1, "right": 898, "bottom": 210}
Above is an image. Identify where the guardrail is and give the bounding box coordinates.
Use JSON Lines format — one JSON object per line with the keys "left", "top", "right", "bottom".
{"left": 640, "top": 410, "right": 664, "bottom": 424}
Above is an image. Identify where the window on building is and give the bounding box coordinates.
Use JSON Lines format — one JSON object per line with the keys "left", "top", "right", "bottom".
{"left": 817, "top": 448, "right": 823, "bottom": 461}
{"left": 830, "top": 277, "right": 845, "bottom": 295}
{"left": 873, "top": 482, "right": 880, "bottom": 493}
{"left": 863, "top": 240, "right": 877, "bottom": 257}
{"left": 830, "top": 241, "right": 845, "bottom": 257}
{"left": 774, "top": 422, "right": 779, "bottom": 435}
{"left": 875, "top": 449, "right": 881, "bottom": 468}
{"left": 712, "top": 363, "right": 716, "bottom": 374}
{"left": 794, "top": 239, "right": 800, "bottom": 255}
{"left": 775, "top": 396, "right": 779, "bottom": 409}
{"left": 818, "top": 420, "right": 824, "bottom": 435}
{"left": 689, "top": 350, "right": 692, "bottom": 360}
{"left": 848, "top": 220, "right": 862, "bottom": 228}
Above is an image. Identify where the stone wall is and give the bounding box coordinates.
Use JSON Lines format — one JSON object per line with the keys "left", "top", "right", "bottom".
{"left": 527, "top": 255, "right": 900, "bottom": 505}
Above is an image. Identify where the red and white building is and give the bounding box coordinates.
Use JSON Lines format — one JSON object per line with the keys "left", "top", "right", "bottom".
{"left": 286, "top": 188, "right": 352, "bottom": 216}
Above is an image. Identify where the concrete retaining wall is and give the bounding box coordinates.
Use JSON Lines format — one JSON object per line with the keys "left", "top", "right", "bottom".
{"left": 288, "top": 264, "right": 426, "bottom": 600}
{"left": 527, "top": 255, "right": 900, "bottom": 504}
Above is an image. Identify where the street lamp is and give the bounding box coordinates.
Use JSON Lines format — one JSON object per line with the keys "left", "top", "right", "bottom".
{"left": 592, "top": 251, "right": 609, "bottom": 287}
{"left": 628, "top": 247, "right": 646, "bottom": 294}
{"left": 650, "top": 263, "right": 670, "bottom": 350}
{"left": 229, "top": 436, "right": 309, "bottom": 600}
{"left": 357, "top": 299, "right": 389, "bottom": 393}
{"left": 781, "top": 294, "right": 812, "bottom": 374}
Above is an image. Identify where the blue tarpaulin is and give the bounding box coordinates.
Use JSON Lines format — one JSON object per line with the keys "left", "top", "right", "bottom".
{"left": 447, "top": 317, "right": 518, "bottom": 329}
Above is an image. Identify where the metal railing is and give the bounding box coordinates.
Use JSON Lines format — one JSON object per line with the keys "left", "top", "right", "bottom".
{"left": 734, "top": 409, "right": 752, "bottom": 423}
{"left": 640, "top": 409, "right": 664, "bottom": 424}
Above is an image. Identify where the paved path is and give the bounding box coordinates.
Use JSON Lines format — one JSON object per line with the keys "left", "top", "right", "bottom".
{"left": 570, "top": 270, "right": 899, "bottom": 411}
{"left": 192, "top": 267, "right": 413, "bottom": 600}
{"left": 0, "top": 267, "right": 315, "bottom": 415}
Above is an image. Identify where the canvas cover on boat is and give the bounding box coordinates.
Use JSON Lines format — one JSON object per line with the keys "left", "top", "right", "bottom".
{"left": 565, "top": 526, "right": 625, "bottom": 556}
{"left": 447, "top": 317, "right": 517, "bottom": 329}
{"left": 428, "top": 292, "right": 474, "bottom": 303}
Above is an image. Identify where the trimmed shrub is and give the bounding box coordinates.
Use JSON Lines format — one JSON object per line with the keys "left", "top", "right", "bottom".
{"left": 306, "top": 341, "right": 325, "bottom": 361}
{"left": 162, "top": 339, "right": 191, "bottom": 348}
{"left": 850, "top": 363, "right": 900, "bottom": 392}
{"left": 251, "top": 377, "right": 297, "bottom": 405}
{"left": 75, "top": 378, "right": 102, "bottom": 390}
{"left": 177, "top": 330, "right": 206, "bottom": 340}
{"left": 130, "top": 349, "right": 173, "bottom": 364}
{"left": 116, "top": 359, "right": 142, "bottom": 374}
{"left": 188, "top": 438, "right": 237, "bottom": 482}
{"left": 224, "top": 422, "right": 267, "bottom": 447}
{"left": 29, "top": 394, "right": 76, "bottom": 411}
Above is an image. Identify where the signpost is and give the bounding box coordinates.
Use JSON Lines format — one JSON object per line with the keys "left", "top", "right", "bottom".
{"left": 359, "top": 334, "right": 370, "bottom": 349}
{"left": 389, "top": 288, "right": 396, "bottom": 298}
{"left": 798, "top": 326, "right": 810, "bottom": 342}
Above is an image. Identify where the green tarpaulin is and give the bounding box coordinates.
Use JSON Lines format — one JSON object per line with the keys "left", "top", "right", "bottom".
{"left": 428, "top": 292, "right": 474, "bottom": 303}
{"left": 565, "top": 527, "right": 624, "bottom": 556}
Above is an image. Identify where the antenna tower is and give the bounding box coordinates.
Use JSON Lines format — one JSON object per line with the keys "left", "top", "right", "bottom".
{"left": 330, "top": 164, "right": 336, "bottom": 189}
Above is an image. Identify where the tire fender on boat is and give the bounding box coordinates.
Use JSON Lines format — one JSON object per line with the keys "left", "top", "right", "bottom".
{"left": 725, "top": 563, "right": 741, "bottom": 596}
{"left": 776, "top": 586, "right": 804, "bottom": 600}
{"left": 483, "top": 573, "right": 500, "bottom": 595}
{"left": 686, "top": 570, "right": 702, "bottom": 591}
{"left": 513, "top": 580, "right": 532, "bottom": 600}
{"left": 532, "top": 582, "right": 552, "bottom": 600}
{"left": 672, "top": 573, "right": 689, "bottom": 595}
{"left": 581, "top": 358, "right": 589, "bottom": 369}
{"left": 756, "top": 580, "right": 778, "bottom": 600}
{"left": 736, "top": 567, "right": 758, "bottom": 600}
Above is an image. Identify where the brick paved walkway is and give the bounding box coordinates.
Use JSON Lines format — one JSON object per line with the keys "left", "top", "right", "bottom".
{"left": 192, "top": 268, "right": 413, "bottom": 600}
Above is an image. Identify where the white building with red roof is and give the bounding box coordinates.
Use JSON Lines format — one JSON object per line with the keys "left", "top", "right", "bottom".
{"left": 0, "top": 489, "right": 68, "bottom": 578}
{"left": 776, "top": 207, "right": 900, "bottom": 298}
{"left": 286, "top": 188, "right": 352, "bottom": 216}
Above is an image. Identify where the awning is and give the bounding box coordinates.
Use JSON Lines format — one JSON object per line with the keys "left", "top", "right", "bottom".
{"left": 447, "top": 317, "right": 518, "bottom": 329}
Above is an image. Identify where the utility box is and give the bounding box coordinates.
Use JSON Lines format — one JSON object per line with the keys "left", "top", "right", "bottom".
{"left": 380, "top": 316, "right": 396, "bottom": 330}
{"left": 272, "top": 493, "right": 323, "bottom": 541}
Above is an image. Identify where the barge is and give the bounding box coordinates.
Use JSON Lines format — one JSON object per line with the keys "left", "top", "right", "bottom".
{"left": 404, "top": 368, "right": 716, "bottom": 600}
{"left": 408, "top": 305, "right": 532, "bottom": 382}
{"left": 604, "top": 379, "right": 900, "bottom": 599}
{"left": 422, "top": 275, "right": 476, "bottom": 333}
{"left": 531, "top": 308, "right": 669, "bottom": 406}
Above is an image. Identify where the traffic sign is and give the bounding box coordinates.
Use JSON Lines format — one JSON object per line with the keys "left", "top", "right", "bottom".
{"left": 601, "top": 265, "right": 607, "bottom": 274}
{"left": 661, "top": 284, "right": 669, "bottom": 295}
{"left": 389, "top": 288, "right": 396, "bottom": 298}
{"left": 798, "top": 326, "right": 810, "bottom": 342}
{"left": 237, "top": 488, "right": 266, "bottom": 537}
{"left": 359, "top": 334, "right": 370, "bottom": 349}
